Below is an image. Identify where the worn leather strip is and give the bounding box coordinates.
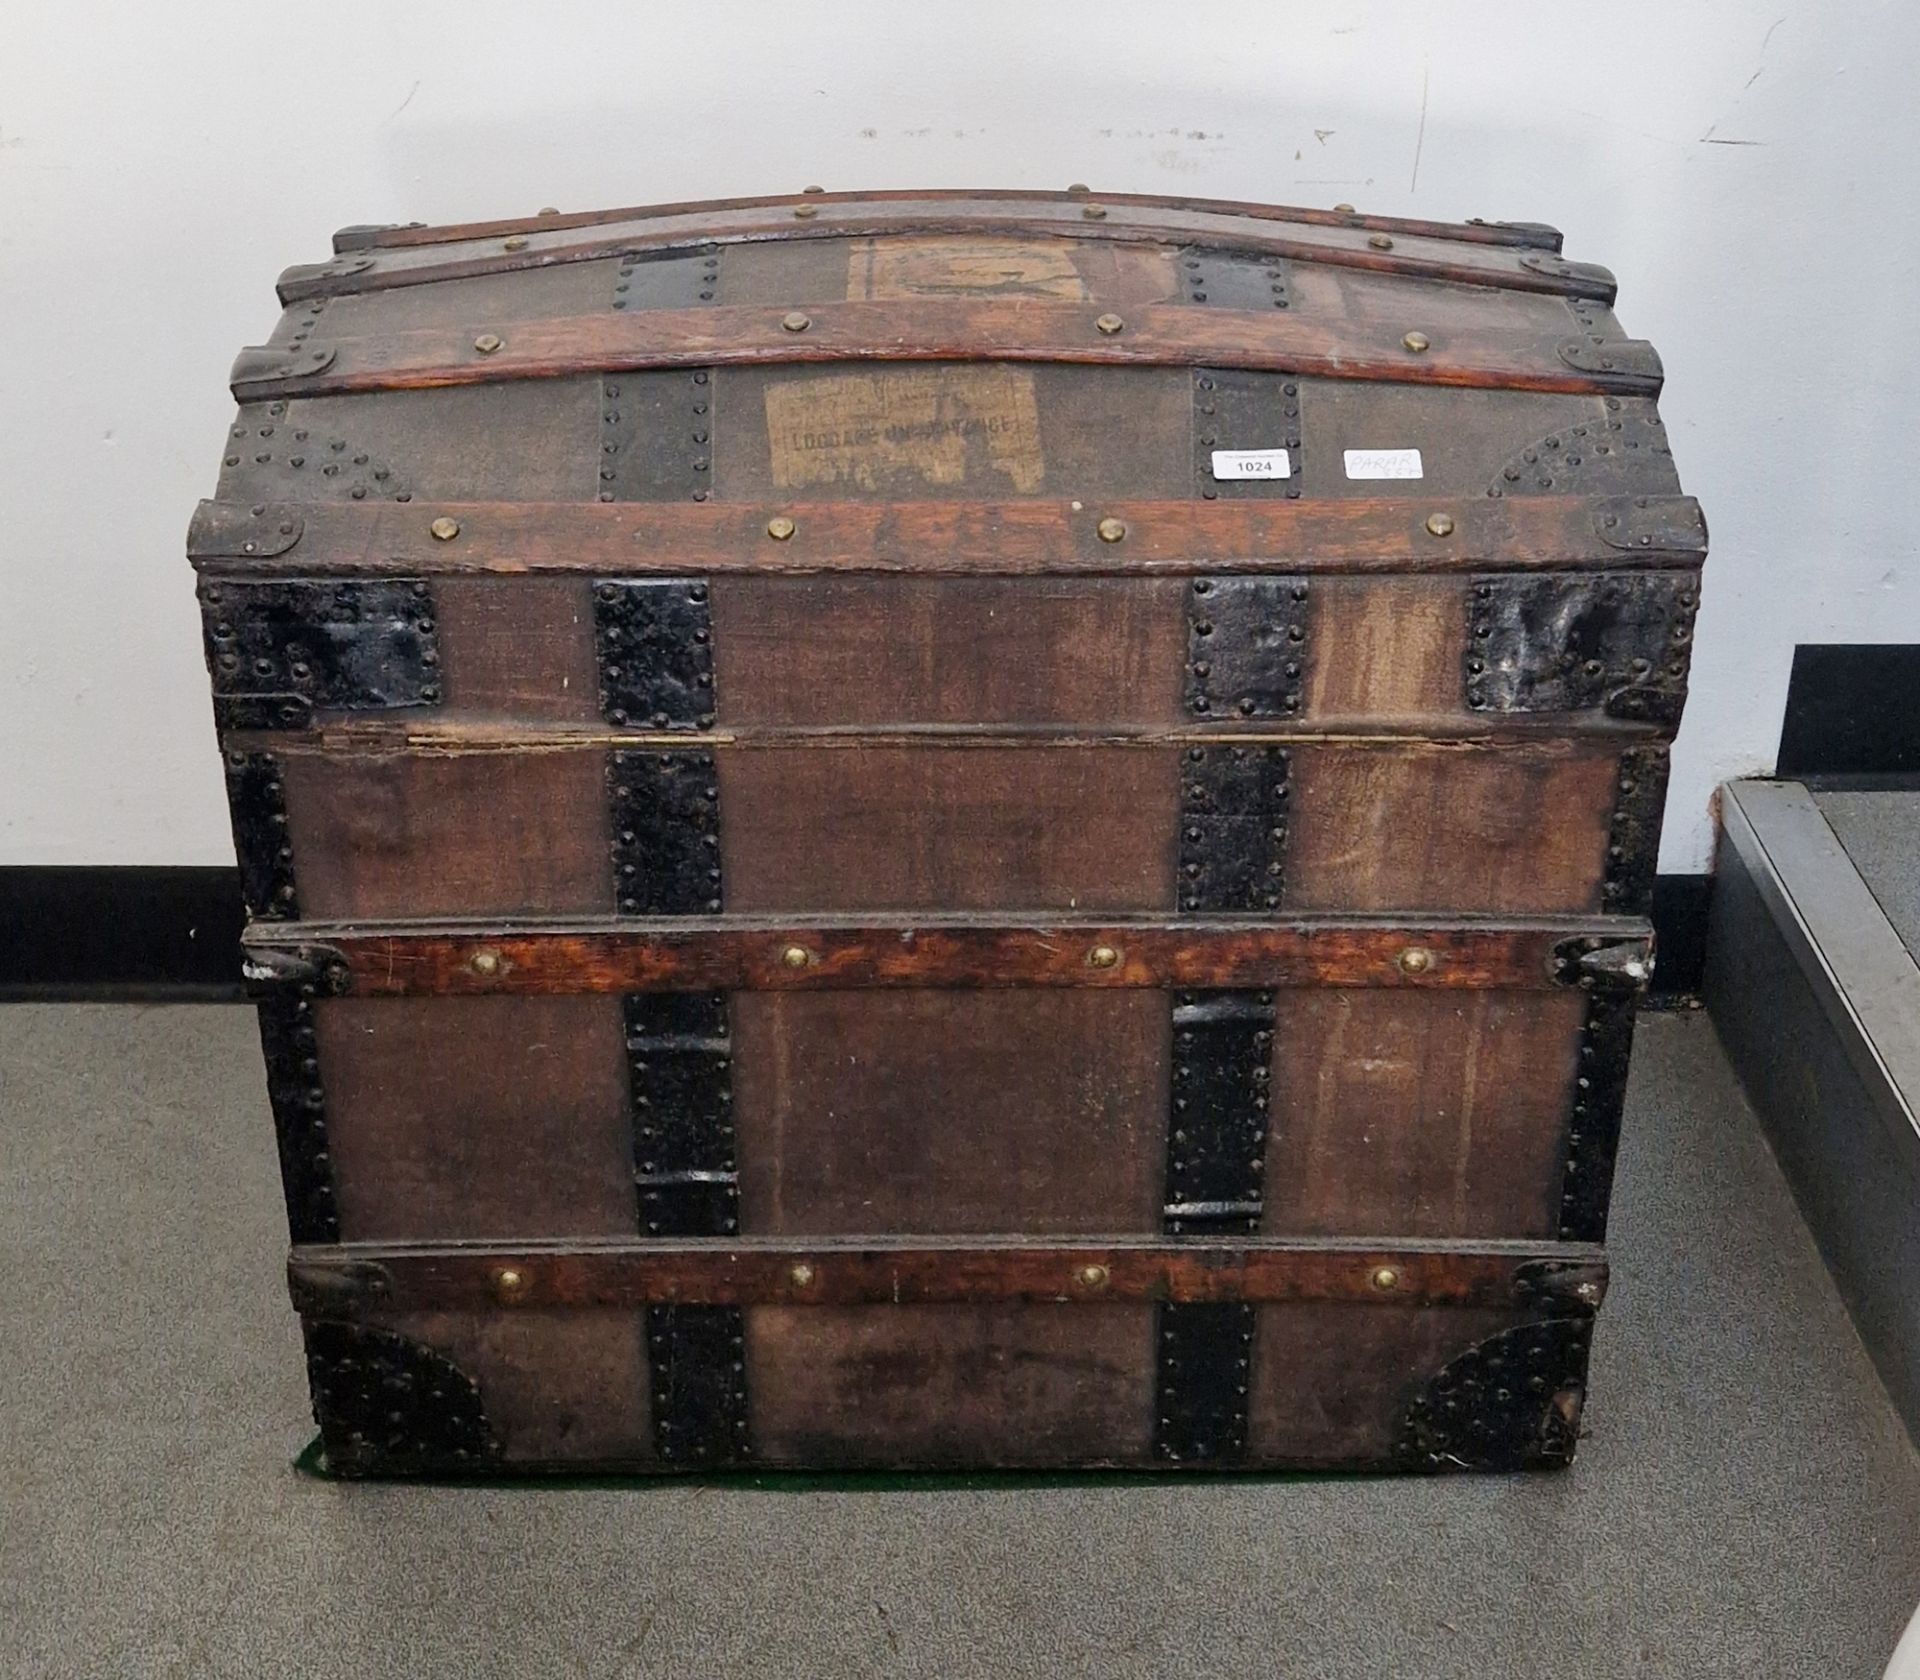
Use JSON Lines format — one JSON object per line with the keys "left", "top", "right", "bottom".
{"left": 285, "top": 1237, "right": 1608, "bottom": 1313}
{"left": 241, "top": 916, "right": 1652, "bottom": 997}
{"left": 333, "top": 189, "right": 1561, "bottom": 255}
{"left": 187, "top": 494, "right": 1709, "bottom": 578}
{"left": 233, "top": 303, "right": 1653, "bottom": 401}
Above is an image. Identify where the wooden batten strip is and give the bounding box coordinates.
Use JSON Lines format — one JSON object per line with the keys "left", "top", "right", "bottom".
{"left": 286, "top": 1235, "right": 1608, "bottom": 1313}
{"left": 333, "top": 189, "right": 1562, "bottom": 256}
{"left": 297, "top": 204, "right": 1593, "bottom": 306}
{"left": 243, "top": 916, "right": 1650, "bottom": 997}
{"left": 187, "top": 495, "right": 1707, "bottom": 578}
{"left": 232, "top": 302, "right": 1655, "bottom": 401}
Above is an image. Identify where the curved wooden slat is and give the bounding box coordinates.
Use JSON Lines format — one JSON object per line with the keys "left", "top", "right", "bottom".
{"left": 332, "top": 186, "right": 1562, "bottom": 255}
{"left": 286, "top": 1235, "right": 1607, "bottom": 1312}
{"left": 231, "top": 300, "right": 1659, "bottom": 402}
{"left": 288, "top": 197, "right": 1604, "bottom": 305}
{"left": 242, "top": 914, "right": 1649, "bottom": 996}
{"left": 187, "top": 494, "right": 1709, "bottom": 577}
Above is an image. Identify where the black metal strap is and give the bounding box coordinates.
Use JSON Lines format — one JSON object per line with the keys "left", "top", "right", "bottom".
{"left": 1155, "top": 1301, "right": 1257, "bottom": 1464}
{"left": 1178, "top": 745, "right": 1291, "bottom": 912}
{"left": 599, "top": 246, "right": 718, "bottom": 504}
{"left": 593, "top": 579, "right": 717, "bottom": 730}
{"left": 258, "top": 993, "right": 337, "bottom": 1242}
{"left": 199, "top": 577, "right": 441, "bottom": 731}
{"left": 647, "top": 1305, "right": 750, "bottom": 1465}
{"left": 1155, "top": 989, "right": 1274, "bottom": 1463}
{"left": 1602, "top": 745, "right": 1669, "bottom": 917}
{"left": 1193, "top": 369, "right": 1304, "bottom": 502}
{"left": 1165, "top": 991, "right": 1274, "bottom": 1233}
{"left": 225, "top": 751, "right": 299, "bottom": 919}
{"left": 1185, "top": 576, "right": 1311, "bottom": 720}
{"left": 608, "top": 748, "right": 723, "bottom": 914}
{"left": 626, "top": 992, "right": 738, "bottom": 1238}
{"left": 1464, "top": 572, "right": 1698, "bottom": 722}
{"left": 1558, "top": 989, "right": 1639, "bottom": 1242}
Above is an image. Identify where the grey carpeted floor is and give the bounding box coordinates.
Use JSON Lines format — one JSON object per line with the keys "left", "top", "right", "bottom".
{"left": 2, "top": 1004, "right": 1916, "bottom": 1679}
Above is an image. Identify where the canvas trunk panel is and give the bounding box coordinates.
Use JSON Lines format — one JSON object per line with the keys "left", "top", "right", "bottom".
{"left": 191, "top": 188, "right": 1703, "bottom": 1475}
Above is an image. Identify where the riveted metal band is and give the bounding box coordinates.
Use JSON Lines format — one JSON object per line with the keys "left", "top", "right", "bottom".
{"left": 599, "top": 243, "right": 720, "bottom": 504}
{"left": 607, "top": 749, "right": 724, "bottom": 915}
{"left": 257, "top": 994, "right": 337, "bottom": 1243}
{"left": 1155, "top": 1302, "right": 1257, "bottom": 1464}
{"left": 1487, "top": 397, "right": 1679, "bottom": 500}
{"left": 1164, "top": 990, "right": 1273, "bottom": 1234}
{"left": 303, "top": 1320, "right": 498, "bottom": 1477}
{"left": 647, "top": 1304, "right": 750, "bottom": 1465}
{"left": 1463, "top": 571, "right": 1698, "bottom": 722}
{"left": 1556, "top": 338, "right": 1662, "bottom": 381}
{"left": 1397, "top": 1316, "right": 1593, "bottom": 1471}
{"left": 1178, "top": 744, "right": 1291, "bottom": 913}
{"left": 1193, "top": 370, "right": 1304, "bottom": 502}
{"left": 224, "top": 751, "right": 298, "bottom": 920}
{"left": 199, "top": 578, "right": 441, "bottom": 730}
{"left": 593, "top": 578, "right": 717, "bottom": 729}
{"left": 1558, "top": 988, "right": 1640, "bottom": 1243}
{"left": 216, "top": 394, "right": 413, "bottom": 507}
{"left": 626, "top": 991, "right": 738, "bottom": 1238}
{"left": 1156, "top": 987, "right": 1274, "bottom": 1465}
{"left": 1602, "top": 746, "right": 1670, "bottom": 918}
{"left": 1185, "top": 576, "right": 1311, "bottom": 719}
{"left": 1177, "top": 248, "right": 1294, "bottom": 312}
{"left": 600, "top": 372, "right": 717, "bottom": 502}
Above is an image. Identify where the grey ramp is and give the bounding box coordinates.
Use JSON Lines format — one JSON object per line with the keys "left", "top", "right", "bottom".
{"left": 1815, "top": 787, "right": 1920, "bottom": 962}
{"left": 0, "top": 1003, "right": 1916, "bottom": 1679}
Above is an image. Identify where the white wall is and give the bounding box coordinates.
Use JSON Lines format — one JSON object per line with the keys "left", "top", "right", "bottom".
{"left": 5, "top": 0, "right": 1916, "bottom": 869}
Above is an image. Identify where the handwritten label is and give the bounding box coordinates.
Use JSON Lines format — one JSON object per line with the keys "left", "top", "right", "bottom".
{"left": 851, "top": 237, "right": 1088, "bottom": 301}
{"left": 1343, "top": 448, "right": 1424, "bottom": 480}
{"left": 1210, "top": 448, "right": 1292, "bottom": 481}
{"left": 765, "top": 367, "right": 1046, "bottom": 493}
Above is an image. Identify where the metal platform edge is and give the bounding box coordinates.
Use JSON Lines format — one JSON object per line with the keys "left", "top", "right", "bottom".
{"left": 1706, "top": 779, "right": 1920, "bottom": 1443}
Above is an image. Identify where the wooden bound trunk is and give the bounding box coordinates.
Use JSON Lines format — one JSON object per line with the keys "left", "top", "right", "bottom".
{"left": 191, "top": 188, "right": 1703, "bottom": 1476}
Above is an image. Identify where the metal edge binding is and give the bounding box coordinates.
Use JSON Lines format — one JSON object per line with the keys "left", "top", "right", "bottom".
{"left": 242, "top": 942, "right": 351, "bottom": 996}
{"left": 1595, "top": 496, "right": 1708, "bottom": 554}
{"left": 224, "top": 750, "right": 299, "bottom": 920}
{"left": 230, "top": 343, "right": 336, "bottom": 392}
{"left": 1602, "top": 745, "right": 1671, "bottom": 918}
{"left": 1557, "top": 338, "right": 1663, "bottom": 383}
{"left": 1396, "top": 1316, "right": 1595, "bottom": 1472}
{"left": 186, "top": 499, "right": 305, "bottom": 560}
{"left": 276, "top": 254, "right": 375, "bottom": 296}
{"left": 1520, "top": 251, "right": 1616, "bottom": 295}
{"left": 303, "top": 1320, "right": 500, "bottom": 1476}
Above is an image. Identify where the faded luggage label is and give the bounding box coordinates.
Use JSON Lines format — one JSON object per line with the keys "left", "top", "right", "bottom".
{"left": 850, "top": 237, "right": 1088, "bottom": 301}
{"left": 765, "top": 367, "right": 1047, "bottom": 493}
